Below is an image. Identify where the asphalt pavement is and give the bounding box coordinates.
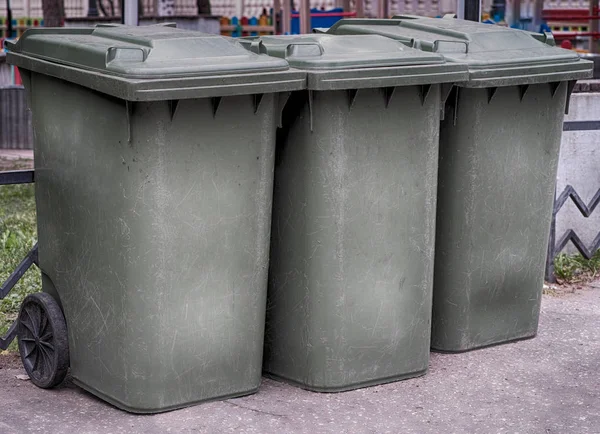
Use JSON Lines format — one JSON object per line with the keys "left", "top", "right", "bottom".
{"left": 0, "top": 284, "right": 598, "bottom": 434}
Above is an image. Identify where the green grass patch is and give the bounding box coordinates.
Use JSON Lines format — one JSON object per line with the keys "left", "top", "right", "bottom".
{"left": 553, "top": 250, "right": 600, "bottom": 283}
{"left": 0, "top": 183, "right": 40, "bottom": 352}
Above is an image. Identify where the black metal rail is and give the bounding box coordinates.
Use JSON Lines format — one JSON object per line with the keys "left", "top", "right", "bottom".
{"left": 0, "top": 169, "right": 36, "bottom": 350}
{"left": 563, "top": 121, "right": 600, "bottom": 131}
{"left": 0, "top": 170, "right": 34, "bottom": 185}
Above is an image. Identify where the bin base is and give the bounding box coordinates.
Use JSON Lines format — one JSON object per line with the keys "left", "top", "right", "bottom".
{"left": 264, "top": 368, "right": 428, "bottom": 393}
{"left": 431, "top": 332, "right": 537, "bottom": 354}
{"left": 71, "top": 377, "right": 260, "bottom": 414}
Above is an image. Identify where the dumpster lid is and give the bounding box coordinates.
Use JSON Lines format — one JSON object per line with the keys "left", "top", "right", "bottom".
{"left": 239, "top": 34, "right": 468, "bottom": 90}
{"left": 5, "top": 24, "right": 305, "bottom": 100}
{"left": 326, "top": 16, "right": 593, "bottom": 87}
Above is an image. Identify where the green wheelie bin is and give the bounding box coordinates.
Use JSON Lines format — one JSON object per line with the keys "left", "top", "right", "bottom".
{"left": 326, "top": 16, "right": 593, "bottom": 352}
{"left": 6, "top": 24, "right": 304, "bottom": 412}
{"left": 240, "top": 34, "right": 467, "bottom": 390}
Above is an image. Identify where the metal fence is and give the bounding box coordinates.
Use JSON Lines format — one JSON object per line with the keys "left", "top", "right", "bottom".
{"left": 0, "top": 170, "right": 36, "bottom": 350}
{"left": 0, "top": 86, "right": 33, "bottom": 150}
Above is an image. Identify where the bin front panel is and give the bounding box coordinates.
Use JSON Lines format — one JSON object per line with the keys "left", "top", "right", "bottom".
{"left": 30, "top": 72, "right": 276, "bottom": 412}
{"left": 432, "top": 83, "right": 567, "bottom": 352}
{"left": 266, "top": 85, "right": 441, "bottom": 391}
{"left": 324, "top": 17, "right": 591, "bottom": 353}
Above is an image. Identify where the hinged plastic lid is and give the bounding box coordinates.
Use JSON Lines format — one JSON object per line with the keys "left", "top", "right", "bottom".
{"left": 239, "top": 34, "right": 468, "bottom": 90}
{"left": 240, "top": 34, "right": 445, "bottom": 69}
{"left": 6, "top": 24, "right": 305, "bottom": 100}
{"left": 7, "top": 24, "right": 290, "bottom": 78}
{"left": 326, "top": 17, "right": 593, "bottom": 87}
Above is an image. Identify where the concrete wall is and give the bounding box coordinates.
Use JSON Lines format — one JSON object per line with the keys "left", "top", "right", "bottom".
{"left": 555, "top": 91, "right": 600, "bottom": 255}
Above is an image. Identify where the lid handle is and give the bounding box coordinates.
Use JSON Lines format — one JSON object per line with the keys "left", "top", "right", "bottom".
{"left": 433, "top": 40, "right": 469, "bottom": 53}
{"left": 249, "top": 40, "right": 268, "bottom": 55}
{"left": 392, "top": 14, "right": 420, "bottom": 20}
{"left": 285, "top": 42, "right": 323, "bottom": 58}
{"left": 106, "top": 47, "right": 147, "bottom": 65}
{"left": 544, "top": 32, "right": 556, "bottom": 46}
{"left": 4, "top": 39, "right": 16, "bottom": 51}
{"left": 96, "top": 22, "right": 175, "bottom": 28}
{"left": 527, "top": 30, "right": 556, "bottom": 47}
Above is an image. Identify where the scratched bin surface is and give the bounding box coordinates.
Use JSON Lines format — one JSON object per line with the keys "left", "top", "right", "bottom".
{"left": 240, "top": 34, "right": 468, "bottom": 391}
{"left": 327, "top": 16, "right": 593, "bottom": 352}
{"left": 6, "top": 24, "right": 304, "bottom": 412}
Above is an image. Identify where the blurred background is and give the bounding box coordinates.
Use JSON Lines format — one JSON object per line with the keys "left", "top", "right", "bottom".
{"left": 1, "top": 0, "right": 600, "bottom": 53}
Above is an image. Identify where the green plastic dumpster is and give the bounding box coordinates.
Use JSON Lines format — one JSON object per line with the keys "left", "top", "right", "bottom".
{"left": 240, "top": 34, "right": 467, "bottom": 390}
{"left": 6, "top": 24, "right": 304, "bottom": 412}
{"left": 326, "top": 16, "right": 593, "bottom": 352}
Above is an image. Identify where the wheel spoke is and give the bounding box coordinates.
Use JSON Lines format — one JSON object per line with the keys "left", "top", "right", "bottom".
{"left": 40, "top": 331, "right": 53, "bottom": 342}
{"left": 35, "top": 306, "right": 43, "bottom": 336}
{"left": 27, "top": 346, "right": 38, "bottom": 367}
{"left": 35, "top": 347, "right": 44, "bottom": 377}
{"left": 24, "top": 306, "right": 40, "bottom": 337}
{"left": 20, "top": 316, "right": 36, "bottom": 337}
{"left": 24, "top": 343, "right": 37, "bottom": 359}
{"left": 20, "top": 337, "right": 36, "bottom": 343}
{"left": 39, "top": 312, "right": 48, "bottom": 336}
{"left": 38, "top": 345, "right": 52, "bottom": 372}
{"left": 42, "top": 350, "right": 54, "bottom": 378}
{"left": 39, "top": 340, "right": 55, "bottom": 353}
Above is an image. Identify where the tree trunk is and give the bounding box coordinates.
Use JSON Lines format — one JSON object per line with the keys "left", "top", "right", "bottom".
{"left": 42, "top": 0, "right": 64, "bottom": 27}
{"left": 197, "top": 0, "right": 211, "bottom": 15}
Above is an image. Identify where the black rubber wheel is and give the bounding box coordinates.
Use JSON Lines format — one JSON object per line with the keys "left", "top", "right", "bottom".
{"left": 17, "top": 293, "right": 69, "bottom": 388}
